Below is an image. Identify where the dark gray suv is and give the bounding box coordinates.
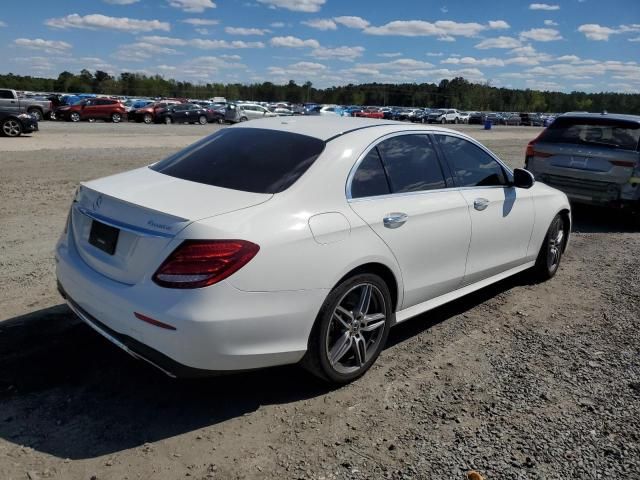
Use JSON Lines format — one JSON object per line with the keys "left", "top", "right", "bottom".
{"left": 525, "top": 112, "right": 640, "bottom": 215}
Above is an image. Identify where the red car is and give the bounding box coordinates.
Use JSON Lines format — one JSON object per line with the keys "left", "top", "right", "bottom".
{"left": 353, "top": 108, "right": 385, "bottom": 119}
{"left": 131, "top": 101, "right": 181, "bottom": 124}
{"left": 55, "top": 98, "right": 127, "bottom": 123}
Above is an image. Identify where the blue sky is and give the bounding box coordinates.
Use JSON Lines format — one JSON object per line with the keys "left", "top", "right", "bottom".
{"left": 1, "top": 0, "right": 639, "bottom": 92}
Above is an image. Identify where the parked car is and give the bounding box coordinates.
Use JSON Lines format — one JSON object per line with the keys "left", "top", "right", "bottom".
{"left": 0, "top": 88, "right": 52, "bottom": 121}
{"left": 457, "top": 111, "right": 470, "bottom": 124}
{"left": 236, "top": 103, "right": 278, "bottom": 121}
{"left": 501, "top": 113, "right": 522, "bottom": 126}
{"left": 0, "top": 108, "right": 39, "bottom": 137}
{"left": 520, "top": 112, "right": 544, "bottom": 126}
{"left": 55, "top": 98, "right": 127, "bottom": 123}
{"left": 123, "top": 99, "right": 153, "bottom": 113}
{"left": 468, "top": 112, "right": 484, "bottom": 125}
{"left": 526, "top": 112, "right": 640, "bottom": 216}
{"left": 56, "top": 117, "right": 570, "bottom": 384}
{"left": 155, "top": 104, "right": 210, "bottom": 125}
{"left": 427, "top": 108, "right": 462, "bottom": 124}
{"left": 131, "top": 101, "right": 180, "bottom": 124}
{"left": 485, "top": 112, "right": 503, "bottom": 125}
{"left": 354, "top": 108, "right": 385, "bottom": 119}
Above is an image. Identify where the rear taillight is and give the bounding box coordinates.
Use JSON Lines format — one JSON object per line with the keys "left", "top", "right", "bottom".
{"left": 152, "top": 240, "right": 260, "bottom": 289}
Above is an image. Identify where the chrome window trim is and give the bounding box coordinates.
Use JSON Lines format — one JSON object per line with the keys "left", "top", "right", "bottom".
{"left": 345, "top": 129, "right": 513, "bottom": 202}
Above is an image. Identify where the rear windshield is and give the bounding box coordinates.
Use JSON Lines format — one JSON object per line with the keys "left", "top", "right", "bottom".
{"left": 150, "top": 127, "right": 325, "bottom": 194}
{"left": 539, "top": 117, "right": 640, "bottom": 151}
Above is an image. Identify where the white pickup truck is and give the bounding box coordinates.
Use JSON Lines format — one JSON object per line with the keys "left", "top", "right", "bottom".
{"left": 0, "top": 89, "right": 52, "bottom": 121}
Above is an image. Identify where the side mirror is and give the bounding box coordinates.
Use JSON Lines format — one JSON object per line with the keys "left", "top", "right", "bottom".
{"left": 513, "top": 168, "right": 535, "bottom": 189}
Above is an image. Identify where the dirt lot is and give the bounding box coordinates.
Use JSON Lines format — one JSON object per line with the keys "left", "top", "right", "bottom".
{"left": 0, "top": 121, "right": 638, "bottom": 480}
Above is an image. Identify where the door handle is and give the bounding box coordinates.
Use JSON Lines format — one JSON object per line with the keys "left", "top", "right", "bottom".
{"left": 473, "top": 198, "right": 490, "bottom": 211}
{"left": 383, "top": 212, "right": 408, "bottom": 229}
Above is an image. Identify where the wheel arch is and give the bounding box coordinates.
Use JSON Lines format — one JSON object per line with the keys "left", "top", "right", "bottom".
{"left": 333, "top": 262, "right": 401, "bottom": 313}
{"left": 558, "top": 208, "right": 571, "bottom": 252}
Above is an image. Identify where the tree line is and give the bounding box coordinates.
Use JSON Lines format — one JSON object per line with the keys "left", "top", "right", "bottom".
{"left": 1, "top": 69, "right": 639, "bottom": 114}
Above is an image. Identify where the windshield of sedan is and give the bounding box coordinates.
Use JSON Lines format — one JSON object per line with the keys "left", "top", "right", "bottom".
{"left": 539, "top": 117, "right": 640, "bottom": 151}
{"left": 151, "top": 127, "right": 326, "bottom": 194}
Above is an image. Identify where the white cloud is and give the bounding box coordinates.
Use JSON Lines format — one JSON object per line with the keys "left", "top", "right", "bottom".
{"left": 182, "top": 18, "right": 219, "bottom": 26}
{"left": 114, "top": 42, "right": 181, "bottom": 61}
{"left": 475, "top": 36, "right": 521, "bottom": 49}
{"left": 544, "top": 20, "right": 558, "bottom": 26}
{"left": 167, "top": 0, "right": 216, "bottom": 13}
{"left": 257, "top": 0, "right": 325, "bottom": 12}
{"left": 270, "top": 22, "right": 285, "bottom": 28}
{"left": 364, "top": 20, "right": 490, "bottom": 39}
{"left": 520, "top": 28, "right": 562, "bottom": 41}
{"left": 426, "top": 52, "right": 444, "bottom": 57}
{"left": 270, "top": 35, "right": 320, "bottom": 48}
{"left": 311, "top": 45, "right": 365, "bottom": 61}
{"left": 0, "top": 20, "right": 6, "bottom": 27}
{"left": 529, "top": 3, "right": 560, "bottom": 10}
{"left": 442, "top": 56, "right": 505, "bottom": 67}
{"left": 45, "top": 13, "right": 170, "bottom": 32}
{"left": 378, "top": 52, "right": 402, "bottom": 57}
{"left": 630, "top": 36, "right": 640, "bottom": 42}
{"left": 577, "top": 23, "right": 640, "bottom": 41}
{"left": 556, "top": 54, "right": 580, "bottom": 63}
{"left": 488, "top": 20, "right": 510, "bottom": 29}
{"left": 104, "top": 0, "right": 140, "bottom": 4}
{"left": 225, "top": 27, "right": 269, "bottom": 35}
{"left": 139, "top": 35, "right": 264, "bottom": 50}
{"left": 14, "top": 38, "right": 73, "bottom": 53}
{"left": 191, "top": 39, "right": 265, "bottom": 49}
{"left": 140, "top": 35, "right": 187, "bottom": 46}
{"left": 302, "top": 18, "right": 336, "bottom": 30}
{"left": 333, "top": 16, "right": 370, "bottom": 29}
{"left": 267, "top": 61, "right": 327, "bottom": 80}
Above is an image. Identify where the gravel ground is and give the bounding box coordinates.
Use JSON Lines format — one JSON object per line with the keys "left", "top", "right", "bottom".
{"left": 0, "top": 121, "right": 638, "bottom": 480}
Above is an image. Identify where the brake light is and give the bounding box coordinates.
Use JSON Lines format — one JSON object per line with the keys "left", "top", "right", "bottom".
{"left": 152, "top": 240, "right": 260, "bottom": 289}
{"left": 610, "top": 160, "right": 636, "bottom": 167}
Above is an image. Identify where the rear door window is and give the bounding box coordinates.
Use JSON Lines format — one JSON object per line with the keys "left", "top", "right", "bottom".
{"left": 376, "top": 135, "right": 446, "bottom": 193}
{"left": 351, "top": 148, "right": 391, "bottom": 198}
{"left": 151, "top": 128, "right": 325, "bottom": 194}
{"left": 539, "top": 117, "right": 640, "bottom": 151}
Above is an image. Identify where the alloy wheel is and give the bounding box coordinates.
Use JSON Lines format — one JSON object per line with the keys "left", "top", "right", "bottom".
{"left": 70, "top": 112, "right": 80, "bottom": 122}
{"left": 2, "top": 120, "right": 22, "bottom": 137}
{"left": 547, "top": 216, "right": 564, "bottom": 271}
{"left": 325, "top": 283, "right": 387, "bottom": 375}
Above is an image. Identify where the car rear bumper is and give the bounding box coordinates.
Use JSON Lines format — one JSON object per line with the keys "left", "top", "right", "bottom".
{"left": 55, "top": 231, "right": 328, "bottom": 377}
{"left": 533, "top": 172, "right": 638, "bottom": 207}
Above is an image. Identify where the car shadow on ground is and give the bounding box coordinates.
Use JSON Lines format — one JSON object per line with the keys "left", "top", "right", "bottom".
{"left": 570, "top": 203, "right": 638, "bottom": 233}
{"left": 0, "top": 271, "right": 532, "bottom": 461}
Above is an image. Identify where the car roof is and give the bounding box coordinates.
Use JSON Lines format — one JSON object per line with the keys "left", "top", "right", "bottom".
{"left": 560, "top": 112, "right": 640, "bottom": 123}
{"left": 232, "top": 116, "right": 465, "bottom": 142}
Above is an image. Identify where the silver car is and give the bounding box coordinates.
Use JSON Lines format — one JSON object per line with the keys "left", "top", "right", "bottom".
{"left": 526, "top": 112, "right": 640, "bottom": 215}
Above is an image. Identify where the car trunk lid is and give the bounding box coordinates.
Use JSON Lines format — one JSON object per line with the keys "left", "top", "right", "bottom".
{"left": 71, "top": 167, "right": 272, "bottom": 284}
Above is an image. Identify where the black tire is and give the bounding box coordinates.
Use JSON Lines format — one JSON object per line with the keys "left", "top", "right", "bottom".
{"left": 198, "top": 115, "right": 207, "bottom": 125}
{"left": 441, "top": 117, "right": 446, "bottom": 124}
{"left": 1, "top": 118, "right": 23, "bottom": 137}
{"left": 164, "top": 116, "right": 172, "bottom": 124}
{"left": 532, "top": 214, "right": 567, "bottom": 281}
{"left": 111, "top": 113, "right": 122, "bottom": 123}
{"left": 454, "top": 117, "right": 459, "bottom": 124}
{"left": 143, "top": 113, "right": 153, "bottom": 124}
{"left": 239, "top": 116, "right": 248, "bottom": 122}
{"left": 27, "top": 108, "right": 43, "bottom": 122}
{"left": 69, "top": 112, "right": 81, "bottom": 122}
{"left": 302, "top": 273, "right": 393, "bottom": 384}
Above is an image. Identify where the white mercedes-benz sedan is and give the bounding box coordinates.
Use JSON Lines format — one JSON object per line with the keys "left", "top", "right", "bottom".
{"left": 56, "top": 117, "right": 570, "bottom": 383}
